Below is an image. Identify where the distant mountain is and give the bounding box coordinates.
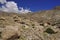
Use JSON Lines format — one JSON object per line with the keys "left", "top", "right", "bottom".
{"left": 54, "top": 6, "right": 60, "bottom": 10}
{"left": 0, "top": 6, "right": 60, "bottom": 40}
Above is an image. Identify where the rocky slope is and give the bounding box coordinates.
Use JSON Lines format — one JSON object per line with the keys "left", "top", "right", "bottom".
{"left": 0, "top": 6, "right": 60, "bottom": 40}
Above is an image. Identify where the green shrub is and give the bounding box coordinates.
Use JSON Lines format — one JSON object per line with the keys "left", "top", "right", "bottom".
{"left": 44, "top": 28, "right": 57, "bottom": 34}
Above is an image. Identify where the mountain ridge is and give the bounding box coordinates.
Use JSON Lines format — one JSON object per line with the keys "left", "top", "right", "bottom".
{"left": 0, "top": 6, "right": 60, "bottom": 40}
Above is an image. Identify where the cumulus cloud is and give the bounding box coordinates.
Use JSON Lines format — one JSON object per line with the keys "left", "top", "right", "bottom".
{"left": 0, "top": 0, "right": 32, "bottom": 13}
{"left": 19, "top": 7, "right": 31, "bottom": 13}
{"left": 0, "top": 0, "right": 6, "bottom": 4}
{"left": 0, "top": 1, "right": 19, "bottom": 13}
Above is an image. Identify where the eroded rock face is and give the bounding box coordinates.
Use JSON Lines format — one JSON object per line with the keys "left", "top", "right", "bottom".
{"left": 1, "top": 25, "right": 19, "bottom": 40}
{"left": 0, "top": 9, "right": 60, "bottom": 40}
{"left": 0, "top": 15, "right": 44, "bottom": 40}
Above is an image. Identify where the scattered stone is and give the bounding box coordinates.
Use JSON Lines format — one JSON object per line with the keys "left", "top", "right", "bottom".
{"left": 0, "top": 8, "right": 60, "bottom": 40}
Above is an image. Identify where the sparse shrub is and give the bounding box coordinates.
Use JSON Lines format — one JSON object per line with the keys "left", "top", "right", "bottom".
{"left": 20, "top": 22, "right": 25, "bottom": 24}
{"left": 32, "top": 24, "right": 35, "bottom": 26}
{"left": 32, "top": 24, "right": 35, "bottom": 28}
{"left": 14, "top": 20, "right": 19, "bottom": 22}
{"left": 0, "top": 32, "right": 2, "bottom": 38}
{"left": 44, "top": 28, "right": 57, "bottom": 34}
{"left": 47, "top": 22, "right": 51, "bottom": 25}
{"left": 40, "top": 23, "right": 44, "bottom": 26}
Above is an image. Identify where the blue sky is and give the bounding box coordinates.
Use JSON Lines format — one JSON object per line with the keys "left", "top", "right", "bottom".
{"left": 0, "top": 0, "right": 60, "bottom": 12}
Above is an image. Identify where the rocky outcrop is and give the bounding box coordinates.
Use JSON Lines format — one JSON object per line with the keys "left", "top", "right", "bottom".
{"left": 0, "top": 9, "right": 60, "bottom": 40}
{"left": 54, "top": 6, "right": 60, "bottom": 10}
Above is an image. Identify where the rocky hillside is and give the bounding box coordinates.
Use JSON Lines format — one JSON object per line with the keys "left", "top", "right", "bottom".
{"left": 0, "top": 6, "right": 60, "bottom": 40}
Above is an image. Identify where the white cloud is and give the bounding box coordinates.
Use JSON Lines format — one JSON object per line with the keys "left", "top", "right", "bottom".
{"left": 19, "top": 7, "right": 31, "bottom": 13}
{"left": 0, "top": 0, "right": 32, "bottom": 13}
{"left": 1, "top": 1, "right": 19, "bottom": 13}
{"left": 0, "top": 0, "right": 6, "bottom": 4}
